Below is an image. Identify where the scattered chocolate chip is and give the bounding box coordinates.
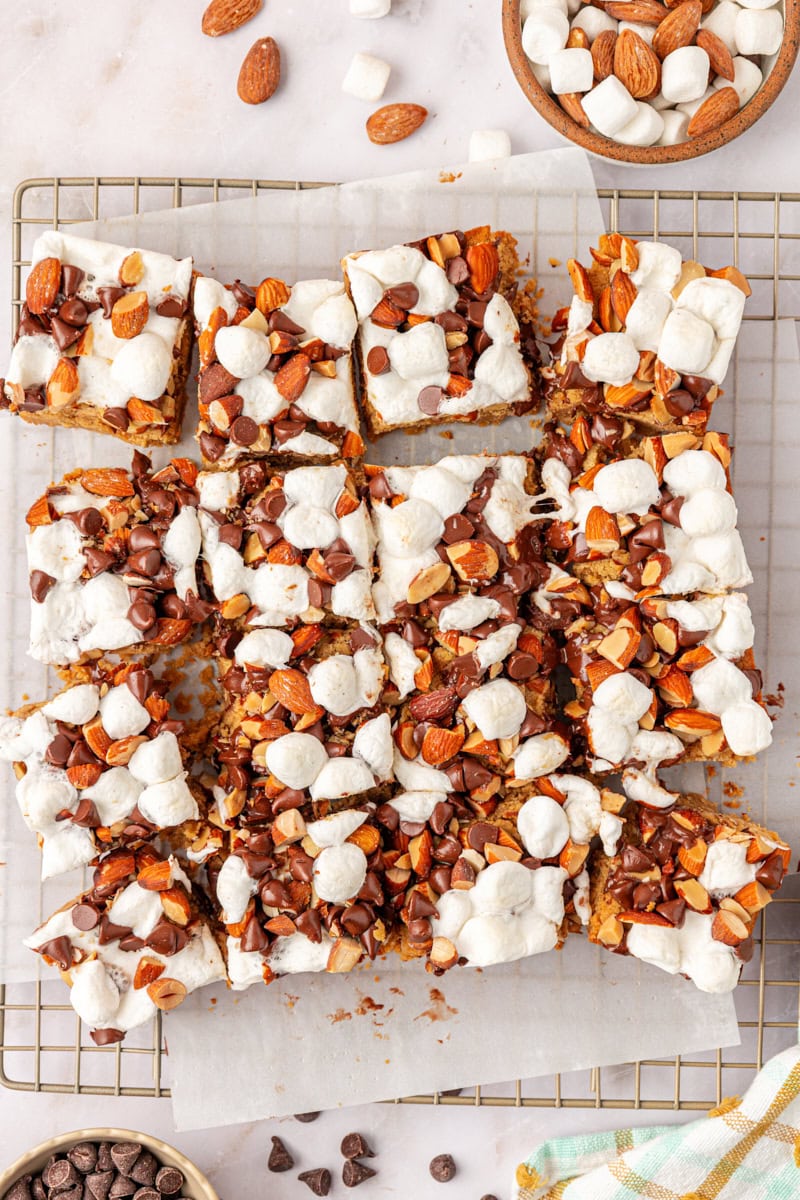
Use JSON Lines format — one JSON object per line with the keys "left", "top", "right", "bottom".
{"left": 340, "top": 1133, "right": 375, "bottom": 1160}
{"left": 297, "top": 1168, "right": 331, "bottom": 1196}
{"left": 429, "top": 1154, "right": 457, "bottom": 1183}
{"left": 294, "top": 1111, "right": 321, "bottom": 1123}
{"left": 267, "top": 1137, "right": 294, "bottom": 1173}
{"left": 342, "top": 1160, "right": 377, "bottom": 1188}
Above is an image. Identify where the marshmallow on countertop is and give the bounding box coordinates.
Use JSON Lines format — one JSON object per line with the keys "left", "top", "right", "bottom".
{"left": 468, "top": 130, "right": 512, "bottom": 162}
{"left": 342, "top": 52, "right": 391, "bottom": 102}
{"left": 350, "top": 0, "right": 391, "bottom": 15}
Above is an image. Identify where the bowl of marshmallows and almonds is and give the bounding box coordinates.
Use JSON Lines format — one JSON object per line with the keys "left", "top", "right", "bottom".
{"left": 502, "top": 0, "right": 799, "bottom": 161}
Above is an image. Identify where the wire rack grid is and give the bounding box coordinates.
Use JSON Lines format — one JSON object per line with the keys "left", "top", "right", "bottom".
{"left": 1, "top": 177, "right": 799, "bottom": 1108}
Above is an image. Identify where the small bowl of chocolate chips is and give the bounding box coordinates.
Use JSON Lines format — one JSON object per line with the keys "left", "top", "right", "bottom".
{"left": 0, "top": 1130, "right": 218, "bottom": 1200}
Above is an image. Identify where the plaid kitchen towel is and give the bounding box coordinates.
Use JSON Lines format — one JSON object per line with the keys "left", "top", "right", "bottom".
{"left": 513, "top": 1040, "right": 800, "bottom": 1199}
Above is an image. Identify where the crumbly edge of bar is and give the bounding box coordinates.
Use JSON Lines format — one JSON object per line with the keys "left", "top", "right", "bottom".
{"left": 545, "top": 387, "right": 707, "bottom": 438}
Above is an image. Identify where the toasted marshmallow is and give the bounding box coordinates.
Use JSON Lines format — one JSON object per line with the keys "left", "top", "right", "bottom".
{"left": 593, "top": 458, "right": 661, "bottom": 515}
{"left": 266, "top": 732, "right": 328, "bottom": 790}
{"left": 517, "top": 794, "right": 570, "bottom": 859}
{"left": 580, "top": 332, "right": 640, "bottom": 387}
{"left": 513, "top": 732, "right": 571, "bottom": 780}
{"left": 313, "top": 843, "right": 368, "bottom": 903}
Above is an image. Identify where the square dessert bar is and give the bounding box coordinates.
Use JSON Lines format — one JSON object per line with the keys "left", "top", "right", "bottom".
{"left": 342, "top": 225, "right": 541, "bottom": 435}
{"left": 564, "top": 588, "right": 772, "bottom": 777}
{"left": 209, "top": 624, "right": 392, "bottom": 828}
{"left": 198, "top": 460, "right": 376, "bottom": 628}
{"left": 2, "top": 232, "right": 193, "bottom": 444}
{"left": 193, "top": 274, "right": 363, "bottom": 467}
{"left": 25, "top": 453, "right": 210, "bottom": 665}
{"left": 589, "top": 793, "right": 789, "bottom": 993}
{"left": 209, "top": 806, "right": 388, "bottom": 988}
{"left": 545, "top": 235, "right": 750, "bottom": 435}
{"left": 26, "top": 848, "right": 225, "bottom": 1044}
{"left": 379, "top": 772, "right": 626, "bottom": 972}
{"left": 537, "top": 423, "right": 751, "bottom": 597}
{"left": 368, "top": 453, "right": 548, "bottom": 627}
{"left": 0, "top": 660, "right": 203, "bottom": 879}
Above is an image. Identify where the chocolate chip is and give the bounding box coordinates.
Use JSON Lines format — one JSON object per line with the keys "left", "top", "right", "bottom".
{"left": 128, "top": 600, "right": 157, "bottom": 631}
{"left": 366, "top": 345, "right": 390, "bottom": 375}
{"left": 97, "top": 286, "right": 126, "bottom": 318}
{"left": 109, "top": 1145, "right": 141, "bottom": 1178}
{"left": 3, "top": 1179, "right": 32, "bottom": 1200}
{"left": 132, "top": 1191, "right": 159, "bottom": 1200}
{"left": 31, "top": 1179, "right": 46, "bottom": 1200}
{"left": 30, "top": 570, "right": 55, "bottom": 602}
{"left": 294, "top": 1111, "right": 321, "bottom": 1123}
{"left": 85, "top": 547, "right": 116, "bottom": 576}
{"left": 342, "top": 1160, "right": 377, "bottom": 1188}
{"left": 108, "top": 1177, "right": 136, "bottom": 1198}
{"left": 429, "top": 1154, "right": 457, "bottom": 1182}
{"left": 446, "top": 255, "right": 469, "bottom": 285}
{"left": 84, "top": 1173, "right": 114, "bottom": 1200}
{"left": 129, "top": 1154, "right": 158, "bottom": 1187}
{"left": 230, "top": 415, "right": 259, "bottom": 446}
{"left": 46, "top": 733, "right": 73, "bottom": 767}
{"left": 44, "top": 1161, "right": 80, "bottom": 1192}
{"left": 71, "top": 902, "right": 101, "bottom": 932}
{"left": 153, "top": 1169, "right": 183, "bottom": 1196}
{"left": 267, "top": 1137, "right": 294, "bottom": 1173}
{"left": 37, "top": 936, "right": 73, "bottom": 971}
{"left": 340, "top": 1133, "right": 374, "bottom": 1161}
{"left": 199, "top": 431, "right": 227, "bottom": 462}
{"left": 67, "top": 1143, "right": 97, "bottom": 1175}
{"left": 103, "top": 406, "right": 130, "bottom": 432}
{"left": 96, "top": 1146, "right": 114, "bottom": 1174}
{"left": 385, "top": 282, "right": 419, "bottom": 310}
{"left": 507, "top": 651, "right": 539, "bottom": 681}
{"left": 156, "top": 295, "right": 188, "bottom": 318}
{"left": 297, "top": 1169, "right": 331, "bottom": 1196}
{"left": 418, "top": 385, "right": 444, "bottom": 415}
{"left": 480, "top": 1194, "right": 500, "bottom": 1199}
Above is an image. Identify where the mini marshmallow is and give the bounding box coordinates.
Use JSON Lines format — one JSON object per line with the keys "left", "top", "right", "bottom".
{"left": 735, "top": 7, "right": 783, "bottom": 54}
{"left": 722, "top": 701, "right": 773, "bottom": 755}
{"left": 676, "top": 86, "right": 716, "bottom": 117}
{"left": 570, "top": 6, "right": 616, "bottom": 39}
{"left": 349, "top": 0, "right": 391, "bottom": 15}
{"left": 127, "top": 731, "right": 183, "bottom": 786}
{"left": 663, "top": 449, "right": 726, "bottom": 496}
{"left": 549, "top": 48, "right": 594, "bottom": 94}
{"left": 679, "top": 488, "right": 737, "bottom": 536}
{"left": 593, "top": 671, "right": 653, "bottom": 723}
{"left": 462, "top": 678, "right": 527, "bottom": 740}
{"left": 699, "top": 841, "right": 756, "bottom": 896}
{"left": 625, "top": 288, "right": 674, "bottom": 350}
{"left": 582, "top": 76, "right": 639, "bottom": 138}
{"left": 702, "top": 0, "right": 741, "bottom": 53}
{"left": 522, "top": 9, "right": 570, "bottom": 64}
{"left": 630, "top": 241, "right": 683, "bottom": 292}
{"left": 523, "top": 0, "right": 568, "bottom": 15}
{"left": 614, "top": 102, "right": 665, "bottom": 147}
{"left": 513, "top": 732, "right": 570, "bottom": 780}
{"left": 658, "top": 309, "right": 716, "bottom": 375}
{"left": 266, "top": 732, "right": 328, "bottom": 790}
{"left": 661, "top": 46, "right": 712, "bottom": 104}
{"left": 312, "top": 843, "right": 367, "bottom": 904}
{"left": 138, "top": 775, "right": 197, "bottom": 827}
{"left": 531, "top": 60, "right": 552, "bottom": 91}
{"left": 99, "top": 685, "right": 150, "bottom": 741}
{"left": 691, "top": 657, "right": 752, "bottom": 714}
{"left": 387, "top": 321, "right": 449, "bottom": 380}
{"left": 717, "top": 56, "right": 763, "bottom": 106}
{"left": 213, "top": 326, "right": 270, "bottom": 379}
{"left": 593, "top": 459, "right": 661, "bottom": 515}
{"left": 658, "top": 108, "right": 690, "bottom": 146}
{"left": 677, "top": 277, "right": 746, "bottom": 341}
{"left": 109, "top": 333, "right": 171, "bottom": 403}
{"left": 618, "top": 19, "right": 656, "bottom": 44}
{"left": 517, "top": 794, "right": 570, "bottom": 859}
{"left": 70, "top": 960, "right": 119, "bottom": 1027}
{"left": 42, "top": 684, "right": 99, "bottom": 726}
{"left": 216, "top": 855, "right": 256, "bottom": 925}
{"left": 342, "top": 52, "right": 391, "bottom": 102}
{"left": 580, "top": 331, "right": 640, "bottom": 386}
{"left": 468, "top": 129, "right": 512, "bottom": 162}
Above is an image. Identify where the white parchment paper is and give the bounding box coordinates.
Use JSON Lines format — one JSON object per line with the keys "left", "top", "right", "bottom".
{"left": 7, "top": 150, "right": 800, "bottom": 1124}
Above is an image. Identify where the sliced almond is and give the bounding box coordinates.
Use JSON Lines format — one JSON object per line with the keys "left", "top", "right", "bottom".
{"left": 147, "top": 977, "right": 187, "bottom": 1011}
{"left": 407, "top": 560, "right": 451, "bottom": 604}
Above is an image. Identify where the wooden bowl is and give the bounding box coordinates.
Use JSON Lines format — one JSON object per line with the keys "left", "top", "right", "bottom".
{"left": 0, "top": 1129, "right": 219, "bottom": 1200}
{"left": 503, "top": 0, "right": 800, "bottom": 163}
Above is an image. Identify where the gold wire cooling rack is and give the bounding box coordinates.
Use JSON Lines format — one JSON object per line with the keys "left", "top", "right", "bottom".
{"left": 1, "top": 178, "right": 799, "bottom": 1106}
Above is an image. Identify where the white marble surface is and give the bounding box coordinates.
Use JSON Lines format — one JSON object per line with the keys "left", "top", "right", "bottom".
{"left": 0, "top": 0, "right": 798, "bottom": 1190}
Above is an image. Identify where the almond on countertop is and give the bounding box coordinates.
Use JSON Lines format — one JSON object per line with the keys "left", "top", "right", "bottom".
{"left": 237, "top": 36, "right": 281, "bottom": 104}
{"left": 202, "top": 0, "right": 262, "bottom": 37}
{"left": 366, "top": 102, "right": 429, "bottom": 144}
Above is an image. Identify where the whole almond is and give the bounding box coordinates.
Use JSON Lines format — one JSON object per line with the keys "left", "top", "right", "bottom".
{"left": 592, "top": 30, "right": 617, "bottom": 81}
{"left": 26, "top": 257, "right": 61, "bottom": 315}
{"left": 202, "top": 0, "right": 262, "bottom": 36}
{"left": 366, "top": 103, "right": 428, "bottom": 145}
{"left": 652, "top": 0, "right": 702, "bottom": 59}
{"left": 567, "top": 27, "right": 590, "bottom": 49}
{"left": 614, "top": 29, "right": 661, "bottom": 99}
{"left": 687, "top": 85, "right": 739, "bottom": 136}
{"left": 558, "top": 92, "right": 590, "bottom": 128}
{"left": 237, "top": 37, "right": 281, "bottom": 105}
{"left": 696, "top": 28, "right": 735, "bottom": 80}
{"left": 606, "top": 0, "right": 668, "bottom": 24}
